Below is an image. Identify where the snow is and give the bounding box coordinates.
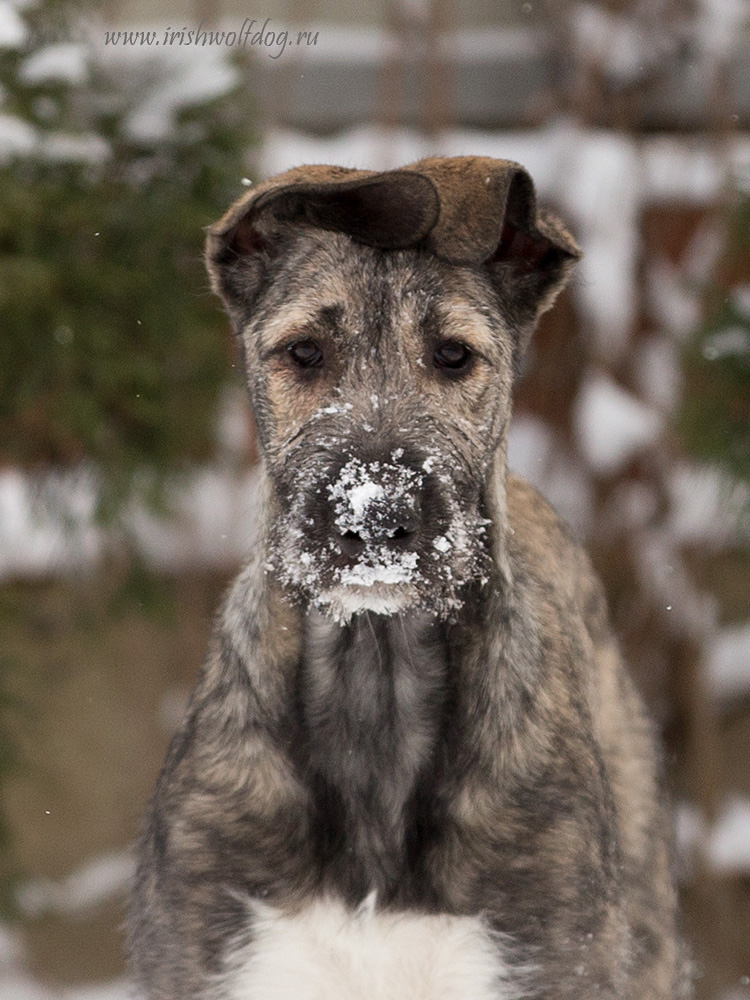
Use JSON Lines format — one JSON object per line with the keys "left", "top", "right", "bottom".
{"left": 326, "top": 458, "right": 424, "bottom": 590}
{"left": 0, "top": 119, "right": 108, "bottom": 165}
{"left": 0, "top": 975, "right": 135, "bottom": 1000}
{"left": 634, "top": 336, "right": 682, "bottom": 414}
{"left": 16, "top": 849, "right": 135, "bottom": 919}
{"left": 507, "top": 415, "right": 593, "bottom": 537}
{"left": 117, "top": 47, "right": 239, "bottom": 143}
{"left": 0, "top": 466, "right": 261, "bottom": 579}
{"left": 675, "top": 797, "right": 750, "bottom": 879}
{"left": 0, "top": 113, "right": 36, "bottom": 161}
{"left": 40, "top": 132, "right": 110, "bottom": 165}
{"left": 327, "top": 458, "right": 422, "bottom": 541}
{"left": 732, "top": 284, "right": 750, "bottom": 319}
{"left": 261, "top": 125, "right": 750, "bottom": 202}
{"left": 122, "top": 467, "right": 261, "bottom": 571}
{"left": 0, "top": 918, "right": 136, "bottom": 1000}
{"left": 697, "top": 0, "right": 750, "bottom": 58}
{"left": 569, "top": 2, "right": 672, "bottom": 86}
{"left": 0, "top": 0, "right": 26, "bottom": 49}
{"left": 702, "top": 326, "right": 750, "bottom": 361}
{"left": 642, "top": 138, "right": 733, "bottom": 202}
{"left": 574, "top": 371, "right": 663, "bottom": 476}
{"left": 708, "top": 797, "right": 750, "bottom": 874}
{"left": 646, "top": 257, "right": 703, "bottom": 342}
{"left": 19, "top": 43, "right": 89, "bottom": 85}
{"left": 707, "top": 624, "right": 750, "bottom": 700}
{"left": 0, "top": 18, "right": 247, "bottom": 171}
{"left": 0, "top": 853, "right": 138, "bottom": 998}
{"left": 0, "top": 468, "right": 101, "bottom": 578}
{"left": 338, "top": 551, "right": 419, "bottom": 587}
{"left": 667, "top": 464, "right": 749, "bottom": 547}
{"left": 557, "top": 131, "right": 641, "bottom": 360}
{"left": 343, "top": 479, "right": 385, "bottom": 521}
{"left": 674, "top": 801, "right": 707, "bottom": 879}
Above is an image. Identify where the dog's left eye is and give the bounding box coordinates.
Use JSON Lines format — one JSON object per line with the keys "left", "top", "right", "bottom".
{"left": 288, "top": 340, "right": 324, "bottom": 368}
{"left": 433, "top": 340, "right": 472, "bottom": 373}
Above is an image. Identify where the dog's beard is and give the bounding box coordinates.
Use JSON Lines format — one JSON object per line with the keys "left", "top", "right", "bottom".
{"left": 265, "top": 451, "right": 492, "bottom": 624}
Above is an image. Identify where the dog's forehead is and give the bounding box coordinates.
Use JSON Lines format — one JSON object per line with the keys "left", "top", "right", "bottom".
{"left": 252, "top": 234, "right": 504, "bottom": 357}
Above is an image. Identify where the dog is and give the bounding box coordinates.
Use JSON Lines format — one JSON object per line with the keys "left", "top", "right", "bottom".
{"left": 129, "top": 156, "right": 687, "bottom": 1000}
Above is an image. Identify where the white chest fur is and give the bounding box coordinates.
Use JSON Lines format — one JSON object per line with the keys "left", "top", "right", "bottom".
{"left": 214, "top": 896, "right": 522, "bottom": 1000}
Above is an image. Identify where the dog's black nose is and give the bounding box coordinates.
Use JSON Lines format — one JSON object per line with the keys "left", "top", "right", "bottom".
{"left": 328, "top": 458, "right": 423, "bottom": 560}
{"left": 336, "top": 519, "right": 417, "bottom": 558}
{"left": 337, "top": 529, "right": 366, "bottom": 557}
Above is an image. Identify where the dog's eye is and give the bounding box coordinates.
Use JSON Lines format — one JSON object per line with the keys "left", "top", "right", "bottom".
{"left": 288, "top": 340, "right": 323, "bottom": 368}
{"left": 433, "top": 340, "right": 472, "bottom": 373}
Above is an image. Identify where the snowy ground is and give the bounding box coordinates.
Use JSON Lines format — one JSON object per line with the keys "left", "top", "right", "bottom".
{"left": 0, "top": 850, "right": 136, "bottom": 998}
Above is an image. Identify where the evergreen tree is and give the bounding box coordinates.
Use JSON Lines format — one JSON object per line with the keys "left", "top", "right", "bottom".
{"left": 0, "top": 0, "right": 256, "bottom": 520}
{"left": 680, "top": 192, "right": 750, "bottom": 490}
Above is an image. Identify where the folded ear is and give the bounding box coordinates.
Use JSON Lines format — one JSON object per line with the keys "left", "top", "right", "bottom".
{"left": 205, "top": 167, "right": 440, "bottom": 324}
{"left": 406, "top": 156, "right": 582, "bottom": 363}
{"left": 482, "top": 169, "right": 581, "bottom": 351}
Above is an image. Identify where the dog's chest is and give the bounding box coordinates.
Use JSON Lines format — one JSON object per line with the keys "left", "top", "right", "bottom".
{"left": 297, "top": 612, "right": 449, "bottom": 894}
{"left": 216, "top": 896, "right": 516, "bottom": 1000}
{"left": 215, "top": 617, "right": 520, "bottom": 998}
{"left": 301, "top": 611, "right": 447, "bottom": 790}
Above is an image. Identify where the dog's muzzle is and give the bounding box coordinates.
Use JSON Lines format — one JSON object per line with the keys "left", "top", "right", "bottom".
{"left": 270, "top": 443, "right": 489, "bottom": 621}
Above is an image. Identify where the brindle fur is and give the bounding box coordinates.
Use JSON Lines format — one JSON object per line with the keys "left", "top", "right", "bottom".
{"left": 129, "top": 157, "right": 687, "bottom": 999}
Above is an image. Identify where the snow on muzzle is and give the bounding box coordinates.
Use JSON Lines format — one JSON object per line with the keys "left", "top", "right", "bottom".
{"left": 268, "top": 442, "right": 491, "bottom": 620}
{"left": 327, "top": 457, "right": 424, "bottom": 587}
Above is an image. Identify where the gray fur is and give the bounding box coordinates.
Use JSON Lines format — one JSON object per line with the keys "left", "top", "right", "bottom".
{"left": 129, "top": 157, "right": 689, "bottom": 1000}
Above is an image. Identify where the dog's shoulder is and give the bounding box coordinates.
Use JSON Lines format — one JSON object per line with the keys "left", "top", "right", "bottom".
{"left": 506, "top": 472, "right": 602, "bottom": 613}
{"left": 505, "top": 471, "right": 624, "bottom": 711}
{"left": 506, "top": 471, "right": 575, "bottom": 550}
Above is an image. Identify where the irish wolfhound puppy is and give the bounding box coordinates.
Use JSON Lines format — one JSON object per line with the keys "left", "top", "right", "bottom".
{"left": 129, "top": 156, "right": 687, "bottom": 1000}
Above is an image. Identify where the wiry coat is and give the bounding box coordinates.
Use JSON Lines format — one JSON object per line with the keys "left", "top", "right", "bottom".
{"left": 129, "top": 157, "right": 688, "bottom": 1000}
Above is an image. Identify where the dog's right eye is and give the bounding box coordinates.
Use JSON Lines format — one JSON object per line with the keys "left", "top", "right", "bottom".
{"left": 433, "top": 340, "right": 473, "bottom": 375}
{"left": 288, "top": 340, "right": 324, "bottom": 368}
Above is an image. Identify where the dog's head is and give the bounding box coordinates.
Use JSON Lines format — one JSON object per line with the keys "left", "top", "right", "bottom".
{"left": 206, "top": 157, "right": 580, "bottom": 621}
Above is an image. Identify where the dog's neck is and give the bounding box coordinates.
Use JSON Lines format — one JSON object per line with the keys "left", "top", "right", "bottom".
{"left": 299, "top": 608, "right": 449, "bottom": 899}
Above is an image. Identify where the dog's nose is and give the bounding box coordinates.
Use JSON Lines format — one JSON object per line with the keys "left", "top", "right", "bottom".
{"left": 336, "top": 514, "right": 418, "bottom": 558}
{"left": 328, "top": 458, "right": 423, "bottom": 559}
{"left": 337, "top": 529, "right": 366, "bottom": 558}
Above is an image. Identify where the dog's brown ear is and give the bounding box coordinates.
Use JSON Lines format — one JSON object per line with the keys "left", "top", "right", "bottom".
{"left": 407, "top": 156, "right": 581, "bottom": 361}
{"left": 205, "top": 167, "right": 440, "bottom": 322}
{"left": 482, "top": 170, "right": 580, "bottom": 336}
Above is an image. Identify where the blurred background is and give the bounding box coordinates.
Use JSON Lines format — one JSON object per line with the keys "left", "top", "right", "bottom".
{"left": 0, "top": 0, "right": 749, "bottom": 997}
